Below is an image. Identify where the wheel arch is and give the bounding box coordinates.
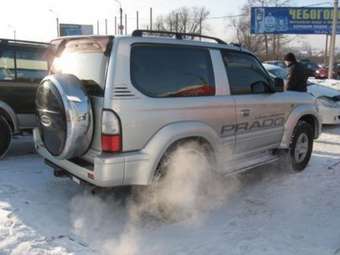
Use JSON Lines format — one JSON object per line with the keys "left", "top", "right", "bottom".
{"left": 140, "top": 121, "right": 220, "bottom": 184}
{"left": 299, "top": 114, "right": 320, "bottom": 139}
{"left": 0, "top": 101, "right": 18, "bottom": 133}
{"left": 280, "top": 104, "right": 321, "bottom": 149}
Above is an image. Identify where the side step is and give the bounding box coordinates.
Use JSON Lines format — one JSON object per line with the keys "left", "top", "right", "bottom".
{"left": 230, "top": 156, "right": 280, "bottom": 175}
{"left": 224, "top": 151, "right": 281, "bottom": 175}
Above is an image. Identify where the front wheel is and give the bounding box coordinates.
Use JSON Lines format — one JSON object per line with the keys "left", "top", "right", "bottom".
{"left": 289, "top": 121, "right": 314, "bottom": 172}
{"left": 0, "top": 116, "right": 12, "bottom": 159}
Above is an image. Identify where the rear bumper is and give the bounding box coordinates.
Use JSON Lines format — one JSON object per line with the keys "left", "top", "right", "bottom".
{"left": 33, "top": 128, "right": 152, "bottom": 187}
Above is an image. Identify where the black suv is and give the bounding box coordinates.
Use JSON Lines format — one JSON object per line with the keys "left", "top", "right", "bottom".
{"left": 0, "top": 38, "right": 49, "bottom": 158}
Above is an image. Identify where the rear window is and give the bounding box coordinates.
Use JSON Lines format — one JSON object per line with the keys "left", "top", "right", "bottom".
{"left": 51, "top": 38, "right": 111, "bottom": 90}
{"left": 130, "top": 45, "right": 215, "bottom": 98}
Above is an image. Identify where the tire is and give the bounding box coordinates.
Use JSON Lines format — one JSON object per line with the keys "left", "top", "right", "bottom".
{"left": 154, "top": 140, "right": 215, "bottom": 182}
{"left": 0, "top": 116, "right": 12, "bottom": 159}
{"left": 289, "top": 121, "right": 314, "bottom": 172}
{"left": 133, "top": 140, "right": 216, "bottom": 221}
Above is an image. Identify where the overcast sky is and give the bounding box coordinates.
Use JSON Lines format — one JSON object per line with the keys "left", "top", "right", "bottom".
{"left": 0, "top": 0, "right": 337, "bottom": 49}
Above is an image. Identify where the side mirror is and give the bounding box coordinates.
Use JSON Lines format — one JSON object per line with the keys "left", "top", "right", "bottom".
{"left": 274, "top": 77, "right": 284, "bottom": 92}
{"left": 251, "top": 81, "right": 273, "bottom": 94}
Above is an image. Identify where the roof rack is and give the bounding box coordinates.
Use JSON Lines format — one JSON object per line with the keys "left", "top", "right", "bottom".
{"left": 0, "top": 38, "right": 49, "bottom": 47}
{"left": 132, "top": 30, "right": 227, "bottom": 45}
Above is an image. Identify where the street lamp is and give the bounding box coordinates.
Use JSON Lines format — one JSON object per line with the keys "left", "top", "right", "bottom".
{"left": 49, "top": 9, "right": 60, "bottom": 37}
{"left": 328, "top": 0, "right": 339, "bottom": 79}
{"left": 113, "top": 0, "right": 123, "bottom": 35}
{"left": 8, "top": 25, "right": 16, "bottom": 41}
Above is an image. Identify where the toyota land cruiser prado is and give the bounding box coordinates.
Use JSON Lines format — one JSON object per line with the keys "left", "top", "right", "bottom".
{"left": 34, "top": 31, "right": 321, "bottom": 188}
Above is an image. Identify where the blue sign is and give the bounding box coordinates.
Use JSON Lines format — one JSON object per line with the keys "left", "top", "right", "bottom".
{"left": 59, "top": 24, "right": 94, "bottom": 36}
{"left": 251, "top": 7, "right": 340, "bottom": 34}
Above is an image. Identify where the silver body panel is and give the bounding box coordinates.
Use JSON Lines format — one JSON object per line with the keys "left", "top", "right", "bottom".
{"left": 34, "top": 36, "right": 321, "bottom": 187}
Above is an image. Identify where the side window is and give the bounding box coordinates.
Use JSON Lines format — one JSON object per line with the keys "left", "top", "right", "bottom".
{"left": 222, "top": 51, "right": 272, "bottom": 95}
{"left": 15, "top": 48, "right": 48, "bottom": 83}
{"left": 0, "top": 48, "right": 15, "bottom": 81}
{"left": 131, "top": 45, "right": 215, "bottom": 98}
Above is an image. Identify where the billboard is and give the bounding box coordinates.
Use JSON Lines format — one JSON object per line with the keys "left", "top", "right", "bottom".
{"left": 59, "top": 24, "right": 94, "bottom": 36}
{"left": 251, "top": 7, "right": 340, "bottom": 34}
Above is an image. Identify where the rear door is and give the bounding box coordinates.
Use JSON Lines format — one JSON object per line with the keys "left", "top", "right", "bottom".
{"left": 221, "top": 50, "right": 291, "bottom": 158}
{"left": 49, "top": 37, "right": 112, "bottom": 161}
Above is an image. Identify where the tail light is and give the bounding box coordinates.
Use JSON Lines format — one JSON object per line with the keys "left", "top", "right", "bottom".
{"left": 101, "top": 110, "right": 122, "bottom": 153}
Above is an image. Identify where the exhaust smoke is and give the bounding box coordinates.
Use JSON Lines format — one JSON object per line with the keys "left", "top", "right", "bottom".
{"left": 70, "top": 141, "right": 239, "bottom": 255}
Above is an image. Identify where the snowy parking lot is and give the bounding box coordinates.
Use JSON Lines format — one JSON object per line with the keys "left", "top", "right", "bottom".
{"left": 1, "top": 127, "right": 340, "bottom": 255}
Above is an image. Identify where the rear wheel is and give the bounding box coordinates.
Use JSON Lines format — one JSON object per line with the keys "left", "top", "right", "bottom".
{"left": 0, "top": 116, "right": 11, "bottom": 159}
{"left": 133, "top": 140, "right": 217, "bottom": 221}
{"left": 289, "top": 121, "right": 314, "bottom": 172}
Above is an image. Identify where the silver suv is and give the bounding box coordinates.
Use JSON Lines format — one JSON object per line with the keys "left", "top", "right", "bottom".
{"left": 34, "top": 31, "right": 321, "bottom": 188}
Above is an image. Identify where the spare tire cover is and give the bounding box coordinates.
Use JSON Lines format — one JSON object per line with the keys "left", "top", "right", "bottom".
{"left": 36, "top": 74, "right": 93, "bottom": 160}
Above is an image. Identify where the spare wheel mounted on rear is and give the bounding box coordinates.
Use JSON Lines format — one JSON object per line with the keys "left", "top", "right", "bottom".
{"left": 36, "top": 74, "right": 93, "bottom": 160}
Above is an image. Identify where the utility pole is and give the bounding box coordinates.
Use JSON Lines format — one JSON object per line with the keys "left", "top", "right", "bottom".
{"left": 260, "top": 0, "right": 269, "bottom": 59}
{"left": 119, "top": 7, "right": 123, "bottom": 35}
{"left": 105, "top": 19, "right": 108, "bottom": 35}
{"left": 115, "top": 16, "right": 117, "bottom": 35}
{"left": 328, "top": 0, "right": 339, "bottom": 79}
{"left": 8, "top": 25, "right": 16, "bottom": 41}
{"left": 199, "top": 18, "right": 202, "bottom": 35}
{"left": 136, "top": 11, "right": 139, "bottom": 30}
{"left": 97, "top": 20, "right": 100, "bottom": 35}
{"left": 49, "top": 9, "right": 60, "bottom": 37}
{"left": 325, "top": 34, "right": 329, "bottom": 65}
{"left": 114, "top": 0, "right": 123, "bottom": 35}
{"left": 56, "top": 17, "right": 60, "bottom": 37}
{"left": 125, "top": 14, "right": 127, "bottom": 35}
{"left": 150, "top": 8, "right": 153, "bottom": 30}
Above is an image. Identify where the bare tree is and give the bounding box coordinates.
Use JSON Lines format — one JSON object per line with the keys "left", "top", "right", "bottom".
{"left": 154, "top": 7, "right": 210, "bottom": 34}
{"left": 230, "top": 0, "right": 291, "bottom": 60}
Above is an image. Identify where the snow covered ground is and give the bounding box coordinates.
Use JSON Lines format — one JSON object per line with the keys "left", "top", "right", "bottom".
{"left": 1, "top": 128, "right": 340, "bottom": 255}
{"left": 309, "top": 78, "right": 340, "bottom": 89}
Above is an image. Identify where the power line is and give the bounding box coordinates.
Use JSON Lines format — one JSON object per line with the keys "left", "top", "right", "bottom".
{"left": 207, "top": 14, "right": 246, "bottom": 20}
{"left": 205, "top": 1, "right": 334, "bottom": 21}
{"left": 300, "top": 1, "right": 333, "bottom": 7}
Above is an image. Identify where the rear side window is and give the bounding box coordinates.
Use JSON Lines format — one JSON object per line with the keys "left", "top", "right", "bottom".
{"left": 131, "top": 45, "right": 215, "bottom": 97}
{"left": 16, "top": 48, "right": 48, "bottom": 82}
{"left": 222, "top": 51, "right": 271, "bottom": 95}
{"left": 0, "top": 46, "right": 48, "bottom": 82}
{"left": 0, "top": 49, "right": 15, "bottom": 80}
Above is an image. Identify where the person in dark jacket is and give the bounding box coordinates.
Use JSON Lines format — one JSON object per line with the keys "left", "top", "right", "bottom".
{"left": 284, "top": 53, "right": 309, "bottom": 92}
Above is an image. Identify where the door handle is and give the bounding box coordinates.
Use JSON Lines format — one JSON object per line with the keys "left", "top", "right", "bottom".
{"left": 240, "top": 109, "right": 251, "bottom": 117}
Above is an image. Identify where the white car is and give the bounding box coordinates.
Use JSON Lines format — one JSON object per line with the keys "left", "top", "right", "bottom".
{"left": 264, "top": 63, "right": 340, "bottom": 125}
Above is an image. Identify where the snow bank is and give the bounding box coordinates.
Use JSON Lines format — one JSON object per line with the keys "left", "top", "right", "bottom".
{"left": 309, "top": 78, "right": 340, "bottom": 90}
